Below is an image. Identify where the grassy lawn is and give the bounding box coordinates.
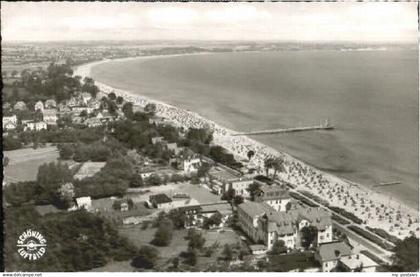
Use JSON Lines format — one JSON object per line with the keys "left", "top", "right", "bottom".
{"left": 118, "top": 225, "right": 190, "bottom": 259}
{"left": 268, "top": 252, "right": 320, "bottom": 272}
{"left": 204, "top": 229, "right": 241, "bottom": 247}
{"left": 35, "top": 204, "right": 62, "bottom": 216}
{"left": 3, "top": 146, "right": 67, "bottom": 182}
{"left": 117, "top": 225, "right": 243, "bottom": 271}
{"left": 92, "top": 198, "right": 152, "bottom": 223}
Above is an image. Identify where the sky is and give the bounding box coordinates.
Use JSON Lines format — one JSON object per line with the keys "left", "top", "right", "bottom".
{"left": 1, "top": 2, "right": 418, "bottom": 42}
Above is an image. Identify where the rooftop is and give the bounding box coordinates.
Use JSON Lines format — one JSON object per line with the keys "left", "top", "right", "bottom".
{"left": 340, "top": 253, "right": 378, "bottom": 270}
{"left": 149, "top": 193, "right": 172, "bottom": 204}
{"left": 249, "top": 244, "right": 267, "bottom": 251}
{"left": 200, "top": 202, "right": 232, "bottom": 215}
{"left": 238, "top": 201, "right": 274, "bottom": 218}
{"left": 208, "top": 166, "right": 241, "bottom": 183}
{"left": 257, "top": 185, "right": 290, "bottom": 200}
{"left": 317, "top": 241, "right": 352, "bottom": 262}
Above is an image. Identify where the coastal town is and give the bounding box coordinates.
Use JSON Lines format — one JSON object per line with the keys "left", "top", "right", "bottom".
{"left": 2, "top": 42, "right": 418, "bottom": 272}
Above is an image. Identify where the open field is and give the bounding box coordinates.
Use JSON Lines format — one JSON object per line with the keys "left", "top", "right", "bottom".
{"left": 3, "top": 146, "right": 65, "bottom": 183}
{"left": 118, "top": 225, "right": 190, "bottom": 259}
{"left": 204, "top": 228, "right": 241, "bottom": 247}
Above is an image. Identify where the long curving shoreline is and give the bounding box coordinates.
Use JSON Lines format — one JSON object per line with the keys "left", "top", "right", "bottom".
{"left": 73, "top": 54, "right": 419, "bottom": 240}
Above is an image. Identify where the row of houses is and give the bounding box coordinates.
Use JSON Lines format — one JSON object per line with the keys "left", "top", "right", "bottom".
{"left": 3, "top": 93, "right": 123, "bottom": 131}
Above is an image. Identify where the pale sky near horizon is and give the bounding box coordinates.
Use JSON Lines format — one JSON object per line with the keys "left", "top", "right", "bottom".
{"left": 1, "top": 2, "right": 418, "bottom": 42}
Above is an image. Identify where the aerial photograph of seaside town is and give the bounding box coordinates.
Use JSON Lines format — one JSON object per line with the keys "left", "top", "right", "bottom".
{"left": 2, "top": 1, "right": 419, "bottom": 274}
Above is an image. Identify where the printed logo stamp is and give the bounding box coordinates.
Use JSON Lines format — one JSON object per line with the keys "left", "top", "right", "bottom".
{"left": 17, "top": 229, "right": 47, "bottom": 261}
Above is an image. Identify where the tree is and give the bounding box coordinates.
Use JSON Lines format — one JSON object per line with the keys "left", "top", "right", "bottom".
{"left": 222, "top": 244, "right": 234, "bottom": 261}
{"left": 246, "top": 182, "right": 261, "bottom": 201}
{"left": 131, "top": 245, "right": 159, "bottom": 269}
{"left": 167, "top": 209, "right": 186, "bottom": 229}
{"left": 122, "top": 102, "right": 134, "bottom": 119}
{"left": 37, "top": 162, "right": 73, "bottom": 192}
{"left": 151, "top": 219, "right": 174, "bottom": 246}
{"left": 221, "top": 188, "right": 235, "bottom": 202}
{"left": 183, "top": 248, "right": 198, "bottom": 266}
{"left": 186, "top": 128, "right": 213, "bottom": 144}
{"left": 271, "top": 157, "right": 285, "bottom": 179}
{"left": 186, "top": 229, "right": 206, "bottom": 250}
{"left": 144, "top": 103, "right": 157, "bottom": 115}
{"left": 116, "top": 96, "right": 124, "bottom": 105}
{"left": 57, "top": 182, "right": 75, "bottom": 209}
{"left": 58, "top": 144, "right": 74, "bottom": 160}
{"left": 171, "top": 257, "right": 179, "bottom": 270}
{"left": 247, "top": 150, "right": 255, "bottom": 161}
{"left": 300, "top": 226, "right": 318, "bottom": 249}
{"left": 264, "top": 157, "right": 274, "bottom": 177}
{"left": 390, "top": 235, "right": 419, "bottom": 272}
{"left": 108, "top": 92, "right": 117, "bottom": 101}
{"left": 197, "top": 163, "right": 211, "bottom": 178}
{"left": 269, "top": 240, "right": 287, "bottom": 255}
{"left": 233, "top": 195, "right": 244, "bottom": 206}
{"left": 79, "top": 110, "right": 88, "bottom": 117}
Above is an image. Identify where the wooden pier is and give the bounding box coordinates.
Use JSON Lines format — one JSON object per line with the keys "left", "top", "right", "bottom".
{"left": 232, "top": 120, "right": 335, "bottom": 136}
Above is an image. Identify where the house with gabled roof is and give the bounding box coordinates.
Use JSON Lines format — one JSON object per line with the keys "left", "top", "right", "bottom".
{"left": 14, "top": 101, "right": 27, "bottom": 111}
{"left": 3, "top": 115, "right": 17, "bottom": 130}
{"left": 149, "top": 194, "right": 172, "bottom": 209}
{"left": 314, "top": 241, "right": 352, "bottom": 272}
{"left": 84, "top": 117, "right": 102, "bottom": 128}
{"left": 34, "top": 101, "right": 44, "bottom": 112}
{"left": 45, "top": 99, "right": 57, "bottom": 109}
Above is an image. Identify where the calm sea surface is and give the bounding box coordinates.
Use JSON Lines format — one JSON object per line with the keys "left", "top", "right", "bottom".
{"left": 91, "top": 50, "right": 419, "bottom": 208}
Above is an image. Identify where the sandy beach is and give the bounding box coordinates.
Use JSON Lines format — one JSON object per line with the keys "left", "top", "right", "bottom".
{"left": 73, "top": 55, "right": 419, "bottom": 240}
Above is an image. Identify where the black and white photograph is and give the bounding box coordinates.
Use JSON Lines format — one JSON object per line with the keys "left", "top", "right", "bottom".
{"left": 1, "top": 1, "right": 419, "bottom": 274}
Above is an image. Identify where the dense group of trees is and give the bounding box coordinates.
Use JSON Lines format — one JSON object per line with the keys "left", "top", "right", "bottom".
{"left": 74, "top": 158, "right": 135, "bottom": 199}
{"left": 387, "top": 235, "right": 419, "bottom": 272}
{"left": 5, "top": 126, "right": 106, "bottom": 151}
{"left": 58, "top": 137, "right": 127, "bottom": 162}
{"left": 4, "top": 207, "right": 136, "bottom": 271}
{"left": 4, "top": 63, "right": 99, "bottom": 106}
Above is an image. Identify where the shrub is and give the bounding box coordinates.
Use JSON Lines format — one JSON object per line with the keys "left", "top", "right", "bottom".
{"left": 348, "top": 225, "right": 394, "bottom": 251}
{"left": 329, "top": 206, "right": 363, "bottom": 224}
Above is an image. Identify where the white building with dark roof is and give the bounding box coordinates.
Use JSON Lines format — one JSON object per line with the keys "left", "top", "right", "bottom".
{"left": 255, "top": 185, "right": 292, "bottom": 212}
{"left": 42, "top": 109, "right": 58, "bottom": 125}
{"left": 237, "top": 201, "right": 332, "bottom": 250}
{"left": 339, "top": 253, "right": 378, "bottom": 272}
{"left": 24, "top": 121, "right": 47, "bottom": 131}
{"left": 3, "top": 115, "right": 17, "bottom": 130}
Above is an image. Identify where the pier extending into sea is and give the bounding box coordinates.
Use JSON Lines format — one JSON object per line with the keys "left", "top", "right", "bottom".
{"left": 232, "top": 120, "right": 334, "bottom": 136}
